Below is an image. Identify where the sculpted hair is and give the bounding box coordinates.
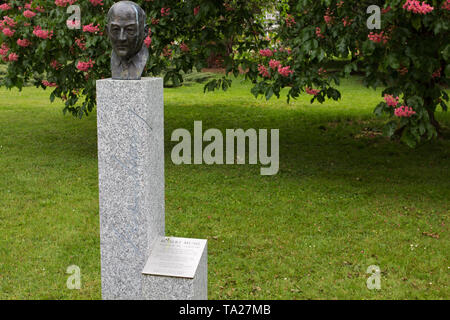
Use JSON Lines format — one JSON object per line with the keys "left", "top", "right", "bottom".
{"left": 107, "top": 1, "right": 147, "bottom": 29}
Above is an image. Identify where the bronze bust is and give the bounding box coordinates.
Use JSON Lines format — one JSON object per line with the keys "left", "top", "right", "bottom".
{"left": 106, "top": 1, "right": 149, "bottom": 80}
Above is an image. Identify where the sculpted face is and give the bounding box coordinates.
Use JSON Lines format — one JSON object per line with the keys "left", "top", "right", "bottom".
{"left": 107, "top": 2, "right": 146, "bottom": 59}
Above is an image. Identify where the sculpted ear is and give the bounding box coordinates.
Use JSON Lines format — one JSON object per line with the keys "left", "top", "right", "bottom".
{"left": 106, "top": 21, "right": 113, "bottom": 39}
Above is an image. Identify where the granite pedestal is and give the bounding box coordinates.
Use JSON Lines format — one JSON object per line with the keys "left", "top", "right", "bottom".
{"left": 96, "top": 78, "right": 207, "bottom": 300}
{"left": 97, "top": 78, "right": 165, "bottom": 299}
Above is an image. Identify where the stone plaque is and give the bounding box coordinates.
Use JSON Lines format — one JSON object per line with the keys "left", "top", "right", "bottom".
{"left": 142, "top": 237, "right": 207, "bottom": 279}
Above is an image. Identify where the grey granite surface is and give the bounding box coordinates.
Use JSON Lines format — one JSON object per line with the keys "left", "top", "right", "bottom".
{"left": 96, "top": 78, "right": 165, "bottom": 300}
{"left": 141, "top": 244, "right": 208, "bottom": 300}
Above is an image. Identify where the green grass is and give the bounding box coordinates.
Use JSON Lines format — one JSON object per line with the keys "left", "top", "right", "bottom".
{"left": 0, "top": 76, "right": 449, "bottom": 299}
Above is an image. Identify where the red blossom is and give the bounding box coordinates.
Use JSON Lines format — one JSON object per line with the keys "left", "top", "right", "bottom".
{"left": 17, "top": 38, "right": 31, "bottom": 47}
{"left": 76, "top": 59, "right": 95, "bottom": 72}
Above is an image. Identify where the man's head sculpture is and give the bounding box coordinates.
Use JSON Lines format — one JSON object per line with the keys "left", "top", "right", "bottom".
{"left": 106, "top": 1, "right": 149, "bottom": 80}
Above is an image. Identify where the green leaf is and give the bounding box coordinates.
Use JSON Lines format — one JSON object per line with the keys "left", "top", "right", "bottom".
{"left": 251, "top": 85, "right": 260, "bottom": 98}
{"left": 445, "top": 64, "right": 450, "bottom": 79}
{"left": 440, "top": 100, "right": 448, "bottom": 112}
{"left": 406, "top": 96, "right": 423, "bottom": 108}
{"left": 383, "top": 121, "right": 397, "bottom": 137}
{"left": 401, "top": 129, "right": 417, "bottom": 148}
{"left": 442, "top": 45, "right": 450, "bottom": 60}
{"left": 265, "top": 87, "right": 274, "bottom": 100}
{"left": 411, "top": 16, "right": 421, "bottom": 31}
{"left": 362, "top": 40, "right": 375, "bottom": 56}
{"left": 374, "top": 102, "right": 386, "bottom": 117}
{"left": 387, "top": 54, "right": 400, "bottom": 70}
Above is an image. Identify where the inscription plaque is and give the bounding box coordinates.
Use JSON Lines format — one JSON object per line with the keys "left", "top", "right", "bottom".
{"left": 142, "top": 237, "right": 207, "bottom": 279}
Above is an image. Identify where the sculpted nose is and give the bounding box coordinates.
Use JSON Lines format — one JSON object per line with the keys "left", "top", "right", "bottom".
{"left": 119, "top": 28, "right": 126, "bottom": 41}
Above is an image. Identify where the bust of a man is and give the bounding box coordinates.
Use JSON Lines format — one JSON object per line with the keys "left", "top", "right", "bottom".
{"left": 106, "top": 1, "right": 149, "bottom": 80}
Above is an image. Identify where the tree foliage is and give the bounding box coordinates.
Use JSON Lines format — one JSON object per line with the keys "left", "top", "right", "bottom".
{"left": 0, "top": 0, "right": 269, "bottom": 117}
{"left": 252, "top": 0, "right": 449, "bottom": 147}
{"left": 1, "top": 0, "right": 449, "bottom": 147}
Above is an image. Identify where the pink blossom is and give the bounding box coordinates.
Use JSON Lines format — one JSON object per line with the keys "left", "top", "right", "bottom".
{"left": 89, "top": 0, "right": 103, "bottom": 6}
{"left": 55, "top": 0, "right": 76, "bottom": 7}
{"left": 258, "top": 64, "right": 270, "bottom": 78}
{"left": 179, "top": 42, "right": 189, "bottom": 52}
{"left": 0, "top": 3, "right": 11, "bottom": 11}
{"left": 83, "top": 23, "right": 100, "bottom": 33}
{"left": 316, "top": 27, "right": 325, "bottom": 39}
{"left": 194, "top": 6, "right": 200, "bottom": 15}
{"left": 382, "top": 6, "right": 392, "bottom": 14}
{"left": 269, "top": 59, "right": 281, "bottom": 70}
{"left": 25, "top": 3, "right": 44, "bottom": 13}
{"left": 0, "top": 43, "right": 9, "bottom": 56}
{"left": 75, "top": 37, "right": 86, "bottom": 50}
{"left": 8, "top": 52, "right": 18, "bottom": 61}
{"left": 342, "top": 17, "right": 352, "bottom": 27}
{"left": 144, "top": 35, "right": 152, "bottom": 48}
{"left": 3, "top": 16, "right": 16, "bottom": 27}
{"left": 432, "top": 68, "right": 441, "bottom": 78}
{"left": 285, "top": 14, "right": 295, "bottom": 27}
{"left": 442, "top": 1, "right": 450, "bottom": 10}
{"left": 161, "top": 7, "right": 170, "bottom": 17}
{"left": 23, "top": 10, "right": 36, "bottom": 18}
{"left": 278, "top": 65, "right": 293, "bottom": 77}
{"left": 2, "top": 27, "right": 14, "bottom": 37}
{"left": 384, "top": 94, "right": 400, "bottom": 107}
{"left": 259, "top": 49, "right": 273, "bottom": 57}
{"left": 50, "top": 60, "right": 62, "bottom": 70}
{"left": 306, "top": 87, "right": 320, "bottom": 96}
{"left": 394, "top": 105, "right": 416, "bottom": 117}
{"left": 17, "top": 38, "right": 31, "bottom": 47}
{"left": 76, "top": 59, "right": 94, "bottom": 72}
{"left": 277, "top": 47, "right": 291, "bottom": 54}
{"left": 368, "top": 31, "right": 389, "bottom": 44}
{"left": 42, "top": 80, "right": 58, "bottom": 87}
{"left": 402, "top": 0, "right": 434, "bottom": 14}
{"left": 33, "top": 26, "right": 53, "bottom": 39}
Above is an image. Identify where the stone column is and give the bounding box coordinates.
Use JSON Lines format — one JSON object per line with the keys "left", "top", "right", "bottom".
{"left": 96, "top": 78, "right": 165, "bottom": 300}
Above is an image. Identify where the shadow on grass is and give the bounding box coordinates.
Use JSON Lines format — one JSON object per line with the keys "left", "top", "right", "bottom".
{"left": 11, "top": 94, "right": 448, "bottom": 194}
{"left": 164, "top": 101, "right": 449, "bottom": 182}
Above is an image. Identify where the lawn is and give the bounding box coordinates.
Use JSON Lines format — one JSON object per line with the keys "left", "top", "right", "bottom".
{"left": 0, "top": 76, "right": 449, "bottom": 299}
